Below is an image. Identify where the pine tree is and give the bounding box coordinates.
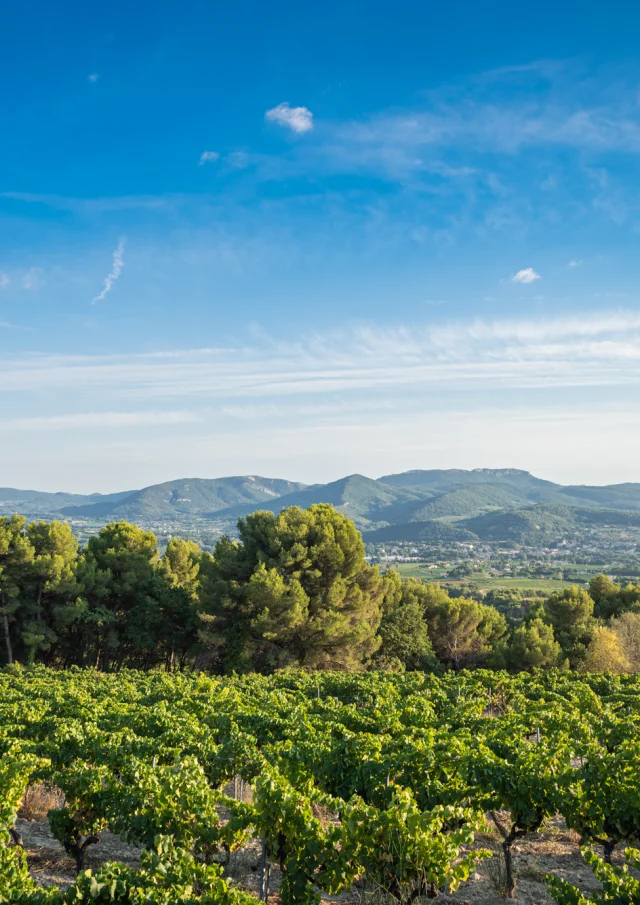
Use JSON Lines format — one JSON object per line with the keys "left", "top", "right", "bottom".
{"left": 200, "top": 504, "right": 383, "bottom": 673}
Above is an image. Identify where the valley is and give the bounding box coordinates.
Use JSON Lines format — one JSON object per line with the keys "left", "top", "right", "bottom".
{"left": 4, "top": 468, "right": 640, "bottom": 578}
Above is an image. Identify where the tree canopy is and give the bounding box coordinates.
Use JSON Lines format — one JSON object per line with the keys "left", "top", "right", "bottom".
{"left": 1, "top": 506, "right": 639, "bottom": 677}
{"left": 199, "top": 504, "right": 384, "bottom": 672}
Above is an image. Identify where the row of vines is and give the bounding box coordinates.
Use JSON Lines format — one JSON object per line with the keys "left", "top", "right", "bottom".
{"left": 2, "top": 667, "right": 640, "bottom": 904}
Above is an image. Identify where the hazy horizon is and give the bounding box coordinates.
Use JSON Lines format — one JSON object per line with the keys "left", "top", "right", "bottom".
{"left": 6, "top": 462, "right": 640, "bottom": 497}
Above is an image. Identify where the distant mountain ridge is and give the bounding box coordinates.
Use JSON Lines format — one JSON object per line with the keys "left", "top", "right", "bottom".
{"left": 2, "top": 469, "right": 640, "bottom": 545}
{"left": 59, "top": 476, "right": 307, "bottom": 521}
{"left": 0, "top": 488, "right": 134, "bottom": 512}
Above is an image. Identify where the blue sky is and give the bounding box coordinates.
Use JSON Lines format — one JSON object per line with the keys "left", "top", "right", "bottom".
{"left": 2, "top": 0, "right": 640, "bottom": 491}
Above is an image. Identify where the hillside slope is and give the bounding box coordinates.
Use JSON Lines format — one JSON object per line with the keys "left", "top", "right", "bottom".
{"left": 403, "top": 484, "right": 526, "bottom": 520}
{"left": 213, "top": 474, "right": 424, "bottom": 529}
{"left": 60, "top": 476, "right": 307, "bottom": 521}
{"left": 4, "top": 469, "right": 640, "bottom": 544}
{"left": 459, "top": 502, "right": 640, "bottom": 544}
{"left": 0, "top": 488, "right": 133, "bottom": 516}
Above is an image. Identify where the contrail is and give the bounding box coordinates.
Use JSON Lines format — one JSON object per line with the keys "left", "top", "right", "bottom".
{"left": 91, "top": 238, "right": 125, "bottom": 304}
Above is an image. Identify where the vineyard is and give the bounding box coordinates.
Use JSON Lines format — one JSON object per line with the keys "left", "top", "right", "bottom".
{"left": 2, "top": 668, "right": 640, "bottom": 904}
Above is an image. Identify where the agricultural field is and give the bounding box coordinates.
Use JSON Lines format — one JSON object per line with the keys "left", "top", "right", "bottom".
{"left": 394, "top": 563, "right": 578, "bottom": 593}
{"left": 2, "top": 667, "right": 640, "bottom": 904}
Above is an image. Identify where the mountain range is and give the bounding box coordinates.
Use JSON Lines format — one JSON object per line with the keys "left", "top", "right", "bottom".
{"left": 3, "top": 468, "right": 640, "bottom": 545}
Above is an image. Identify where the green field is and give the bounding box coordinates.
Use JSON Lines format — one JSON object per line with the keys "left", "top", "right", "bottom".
{"left": 393, "top": 563, "right": 580, "bottom": 592}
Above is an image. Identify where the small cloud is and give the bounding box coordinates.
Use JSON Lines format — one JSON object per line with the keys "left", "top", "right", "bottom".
{"left": 88, "top": 73, "right": 99, "bottom": 83}
{"left": 512, "top": 267, "right": 541, "bottom": 284}
{"left": 0, "top": 273, "right": 9, "bottom": 289}
{"left": 199, "top": 150, "right": 219, "bottom": 166}
{"left": 265, "top": 102, "right": 313, "bottom": 134}
{"left": 568, "top": 259, "right": 582, "bottom": 268}
{"left": 92, "top": 238, "right": 125, "bottom": 305}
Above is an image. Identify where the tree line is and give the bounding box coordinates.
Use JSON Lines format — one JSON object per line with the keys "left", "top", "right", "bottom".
{"left": 2, "top": 503, "right": 640, "bottom": 673}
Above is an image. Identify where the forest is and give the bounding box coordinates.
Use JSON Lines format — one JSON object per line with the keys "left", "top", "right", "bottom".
{"left": 2, "top": 503, "right": 640, "bottom": 675}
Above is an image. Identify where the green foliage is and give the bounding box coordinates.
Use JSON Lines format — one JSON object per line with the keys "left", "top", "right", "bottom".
{"left": 339, "top": 792, "right": 487, "bottom": 904}
{"left": 506, "top": 618, "right": 563, "bottom": 671}
{"left": 374, "top": 571, "right": 436, "bottom": 671}
{"left": 4, "top": 503, "right": 640, "bottom": 680}
{"left": 200, "top": 504, "right": 384, "bottom": 672}
{"left": 0, "top": 837, "right": 257, "bottom": 905}
{"left": 546, "top": 586, "right": 595, "bottom": 666}
{"left": 0, "top": 516, "right": 35, "bottom": 665}
{"left": 5, "top": 668, "right": 640, "bottom": 903}
{"left": 589, "top": 575, "right": 640, "bottom": 620}
{"left": 424, "top": 590, "right": 507, "bottom": 670}
{"left": 563, "top": 739, "right": 640, "bottom": 859}
{"left": 548, "top": 848, "right": 640, "bottom": 905}
{"left": 160, "top": 538, "right": 202, "bottom": 594}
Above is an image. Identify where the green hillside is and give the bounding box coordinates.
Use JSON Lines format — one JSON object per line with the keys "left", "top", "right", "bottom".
{"left": 5, "top": 469, "right": 640, "bottom": 548}
{"left": 461, "top": 503, "right": 577, "bottom": 543}
{"left": 363, "top": 520, "right": 477, "bottom": 543}
{"left": 0, "top": 487, "right": 133, "bottom": 516}
{"left": 579, "top": 508, "right": 640, "bottom": 527}
{"left": 379, "top": 467, "right": 560, "bottom": 495}
{"left": 560, "top": 483, "right": 640, "bottom": 511}
{"left": 214, "top": 473, "right": 423, "bottom": 529}
{"left": 457, "top": 502, "right": 640, "bottom": 544}
{"left": 60, "top": 476, "right": 306, "bottom": 521}
{"left": 404, "top": 483, "right": 525, "bottom": 520}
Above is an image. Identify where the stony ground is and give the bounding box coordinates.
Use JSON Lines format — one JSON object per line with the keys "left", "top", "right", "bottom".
{"left": 14, "top": 811, "right": 606, "bottom": 904}
{"left": 18, "top": 817, "right": 143, "bottom": 888}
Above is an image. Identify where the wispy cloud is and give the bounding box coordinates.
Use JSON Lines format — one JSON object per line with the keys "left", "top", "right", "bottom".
{"left": 0, "top": 274, "right": 9, "bottom": 289}
{"left": 335, "top": 67, "right": 640, "bottom": 170}
{"left": 91, "top": 238, "right": 125, "bottom": 305}
{"left": 568, "top": 258, "right": 582, "bottom": 267}
{"left": 255, "top": 64, "right": 640, "bottom": 231}
{"left": 0, "top": 411, "right": 201, "bottom": 432}
{"left": 512, "top": 267, "right": 541, "bottom": 284}
{"left": 265, "top": 102, "right": 314, "bottom": 134}
{"left": 4, "top": 309, "right": 640, "bottom": 487}
{"left": 199, "top": 150, "right": 219, "bottom": 165}
{"left": 4, "top": 309, "right": 640, "bottom": 401}
{"left": 88, "top": 73, "right": 99, "bottom": 83}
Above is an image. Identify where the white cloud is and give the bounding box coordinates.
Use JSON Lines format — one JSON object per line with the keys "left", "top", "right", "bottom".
{"left": 568, "top": 259, "right": 582, "bottom": 267}
{"left": 88, "top": 73, "right": 99, "bottom": 83}
{"left": 91, "top": 238, "right": 125, "bottom": 304}
{"left": 0, "top": 411, "right": 201, "bottom": 432}
{"left": 4, "top": 309, "right": 640, "bottom": 488}
{"left": 199, "top": 150, "right": 219, "bottom": 166}
{"left": 512, "top": 267, "right": 541, "bottom": 284}
{"left": 4, "top": 309, "right": 640, "bottom": 402}
{"left": 0, "top": 274, "right": 9, "bottom": 289}
{"left": 265, "top": 102, "right": 313, "bottom": 134}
